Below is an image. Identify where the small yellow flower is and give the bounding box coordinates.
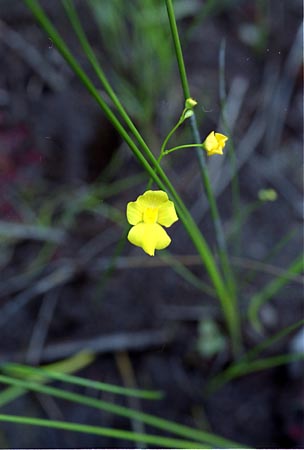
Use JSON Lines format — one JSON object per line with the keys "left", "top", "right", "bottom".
{"left": 202, "top": 131, "right": 228, "bottom": 156}
{"left": 126, "top": 190, "right": 178, "bottom": 256}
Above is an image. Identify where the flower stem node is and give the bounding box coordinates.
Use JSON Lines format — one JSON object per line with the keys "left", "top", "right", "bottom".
{"left": 202, "top": 131, "right": 228, "bottom": 156}
{"left": 185, "top": 97, "right": 197, "bottom": 109}
{"left": 126, "top": 190, "right": 178, "bottom": 256}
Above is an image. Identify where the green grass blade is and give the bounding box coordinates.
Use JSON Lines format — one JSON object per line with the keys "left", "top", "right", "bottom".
{"left": 0, "top": 374, "right": 243, "bottom": 448}
{"left": 245, "top": 318, "right": 304, "bottom": 361}
{"left": 0, "top": 387, "right": 25, "bottom": 408}
{"left": 207, "top": 352, "right": 304, "bottom": 394}
{"left": 2, "top": 363, "right": 163, "bottom": 400}
{"left": 248, "top": 254, "right": 304, "bottom": 332}
{"left": 0, "top": 414, "right": 205, "bottom": 448}
{"left": 0, "top": 352, "right": 95, "bottom": 409}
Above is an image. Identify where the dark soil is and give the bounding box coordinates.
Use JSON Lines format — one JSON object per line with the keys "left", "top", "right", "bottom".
{"left": 0, "top": 0, "right": 303, "bottom": 448}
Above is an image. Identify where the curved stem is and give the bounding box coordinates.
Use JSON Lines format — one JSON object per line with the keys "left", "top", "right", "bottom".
{"left": 164, "top": 143, "right": 203, "bottom": 155}
{"left": 161, "top": 119, "right": 182, "bottom": 155}
{"left": 146, "top": 117, "right": 183, "bottom": 189}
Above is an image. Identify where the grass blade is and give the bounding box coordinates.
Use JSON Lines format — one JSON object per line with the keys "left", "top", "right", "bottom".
{"left": 248, "top": 254, "right": 304, "bottom": 332}
{"left": 2, "top": 363, "right": 163, "bottom": 400}
{"left": 0, "top": 373, "right": 243, "bottom": 448}
{"left": 0, "top": 414, "right": 204, "bottom": 448}
{"left": 207, "top": 352, "right": 304, "bottom": 394}
{"left": 245, "top": 318, "right": 304, "bottom": 361}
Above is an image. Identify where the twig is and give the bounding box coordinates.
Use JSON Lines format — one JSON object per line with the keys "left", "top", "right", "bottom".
{"left": 160, "top": 305, "right": 220, "bottom": 321}
{"left": 0, "top": 263, "right": 75, "bottom": 328}
{"left": 0, "top": 329, "right": 173, "bottom": 363}
{"left": 264, "top": 21, "right": 303, "bottom": 152}
{"left": 0, "top": 220, "right": 66, "bottom": 243}
{"left": 0, "top": 227, "right": 120, "bottom": 298}
{"left": 0, "top": 18, "right": 67, "bottom": 91}
{"left": 115, "top": 352, "right": 146, "bottom": 449}
{"left": 1, "top": 250, "right": 301, "bottom": 331}
{"left": 26, "top": 289, "right": 60, "bottom": 365}
{"left": 90, "top": 255, "right": 304, "bottom": 284}
{"left": 0, "top": 271, "right": 42, "bottom": 298}
{"left": 78, "top": 227, "right": 120, "bottom": 262}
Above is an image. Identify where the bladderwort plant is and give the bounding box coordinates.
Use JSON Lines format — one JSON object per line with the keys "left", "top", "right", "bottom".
{"left": 1, "top": 0, "right": 302, "bottom": 446}
{"left": 24, "top": 0, "right": 241, "bottom": 356}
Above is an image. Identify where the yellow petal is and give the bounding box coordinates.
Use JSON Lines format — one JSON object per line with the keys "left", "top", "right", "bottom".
{"left": 137, "top": 190, "right": 169, "bottom": 209}
{"left": 207, "top": 147, "right": 223, "bottom": 156}
{"left": 204, "top": 131, "right": 218, "bottom": 152}
{"left": 126, "top": 201, "right": 143, "bottom": 225}
{"left": 158, "top": 200, "right": 178, "bottom": 227}
{"left": 127, "top": 223, "right": 171, "bottom": 256}
{"left": 215, "top": 133, "right": 228, "bottom": 145}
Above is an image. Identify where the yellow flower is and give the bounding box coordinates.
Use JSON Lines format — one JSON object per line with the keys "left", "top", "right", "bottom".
{"left": 202, "top": 131, "right": 228, "bottom": 156}
{"left": 127, "top": 190, "right": 178, "bottom": 256}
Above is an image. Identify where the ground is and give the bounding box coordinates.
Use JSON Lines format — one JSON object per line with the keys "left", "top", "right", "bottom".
{"left": 0, "top": 0, "right": 303, "bottom": 447}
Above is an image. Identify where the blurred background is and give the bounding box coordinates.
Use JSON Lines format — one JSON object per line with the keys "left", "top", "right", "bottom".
{"left": 0, "top": 0, "right": 303, "bottom": 447}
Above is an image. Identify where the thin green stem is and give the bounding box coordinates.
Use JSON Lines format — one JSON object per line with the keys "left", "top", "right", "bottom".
{"left": 161, "top": 118, "right": 183, "bottom": 155}
{"left": 147, "top": 112, "right": 187, "bottom": 189}
{"left": 164, "top": 143, "right": 203, "bottom": 155}
{"left": 165, "top": 0, "right": 241, "bottom": 355}
{"left": 165, "top": 0, "right": 235, "bottom": 285}
{"left": 0, "top": 414, "right": 203, "bottom": 449}
{"left": 165, "top": 0, "right": 190, "bottom": 98}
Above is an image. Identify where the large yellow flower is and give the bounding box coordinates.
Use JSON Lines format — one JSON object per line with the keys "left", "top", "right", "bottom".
{"left": 203, "top": 131, "right": 228, "bottom": 156}
{"left": 127, "top": 190, "right": 178, "bottom": 256}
